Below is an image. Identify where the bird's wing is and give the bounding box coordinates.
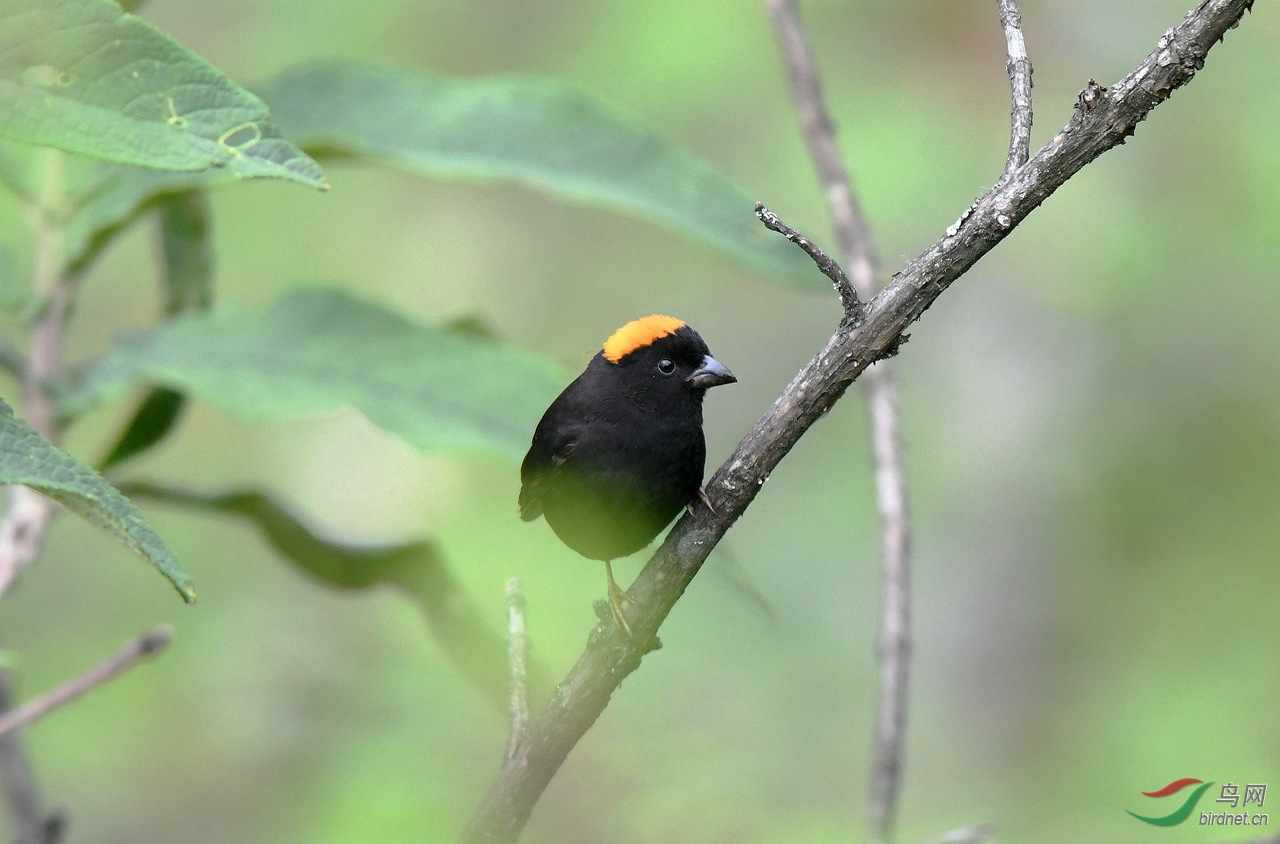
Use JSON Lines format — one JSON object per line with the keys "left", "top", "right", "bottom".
{"left": 518, "top": 408, "right": 582, "bottom": 522}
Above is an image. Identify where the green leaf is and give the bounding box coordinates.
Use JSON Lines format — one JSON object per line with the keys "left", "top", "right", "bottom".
{"left": 97, "top": 386, "right": 185, "bottom": 472}
{"left": 0, "top": 396, "right": 194, "bottom": 602}
{"left": 0, "top": 0, "right": 325, "bottom": 187}
{"left": 155, "top": 189, "right": 214, "bottom": 316}
{"left": 69, "top": 287, "right": 568, "bottom": 462}
{"left": 119, "top": 481, "right": 538, "bottom": 708}
{"left": 252, "top": 59, "right": 819, "bottom": 288}
{"left": 96, "top": 190, "right": 212, "bottom": 470}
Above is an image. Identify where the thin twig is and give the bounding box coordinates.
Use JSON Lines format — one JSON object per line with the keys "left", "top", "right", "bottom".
{"left": 0, "top": 660, "right": 58, "bottom": 844}
{"left": 863, "top": 362, "right": 911, "bottom": 844}
{"left": 461, "top": 2, "right": 1254, "bottom": 840}
{"left": 998, "top": 0, "right": 1034, "bottom": 181}
{"left": 503, "top": 578, "right": 529, "bottom": 762}
{"left": 763, "top": 0, "right": 873, "bottom": 314}
{"left": 754, "top": 203, "right": 855, "bottom": 304}
{"left": 0, "top": 627, "right": 173, "bottom": 739}
{"left": 763, "top": 1, "right": 914, "bottom": 840}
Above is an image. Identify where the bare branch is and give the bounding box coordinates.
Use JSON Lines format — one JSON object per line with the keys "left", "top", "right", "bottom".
{"left": 503, "top": 578, "right": 529, "bottom": 762}
{"left": 461, "top": 1, "right": 1255, "bottom": 839}
{"left": 998, "top": 0, "right": 1035, "bottom": 181}
{"left": 754, "top": 203, "right": 855, "bottom": 309}
{"left": 763, "top": 1, "right": 914, "bottom": 839}
{"left": 764, "top": 0, "right": 875, "bottom": 309}
{"left": 863, "top": 362, "right": 911, "bottom": 843}
{"left": 0, "top": 627, "right": 173, "bottom": 739}
{"left": 0, "top": 667, "right": 62, "bottom": 844}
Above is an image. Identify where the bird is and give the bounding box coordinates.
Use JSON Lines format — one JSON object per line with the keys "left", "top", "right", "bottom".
{"left": 519, "top": 315, "right": 736, "bottom": 636}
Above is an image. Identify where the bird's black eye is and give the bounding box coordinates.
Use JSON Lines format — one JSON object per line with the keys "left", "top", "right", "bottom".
{"left": 657, "top": 358, "right": 676, "bottom": 375}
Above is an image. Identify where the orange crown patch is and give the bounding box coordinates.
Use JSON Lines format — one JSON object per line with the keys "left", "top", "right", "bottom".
{"left": 602, "top": 315, "right": 686, "bottom": 363}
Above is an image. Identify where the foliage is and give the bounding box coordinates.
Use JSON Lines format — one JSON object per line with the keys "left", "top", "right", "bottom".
{"left": 0, "top": 0, "right": 790, "bottom": 607}
{"left": 0, "top": 396, "right": 192, "bottom": 600}
{"left": 0, "top": 0, "right": 324, "bottom": 184}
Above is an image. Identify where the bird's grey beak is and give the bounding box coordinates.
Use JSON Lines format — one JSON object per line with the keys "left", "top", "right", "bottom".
{"left": 686, "top": 355, "right": 737, "bottom": 390}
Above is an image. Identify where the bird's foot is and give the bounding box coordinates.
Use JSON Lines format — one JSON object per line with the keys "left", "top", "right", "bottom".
{"left": 604, "top": 559, "right": 635, "bottom": 638}
{"left": 686, "top": 486, "right": 717, "bottom": 517}
{"left": 607, "top": 580, "right": 635, "bottom": 639}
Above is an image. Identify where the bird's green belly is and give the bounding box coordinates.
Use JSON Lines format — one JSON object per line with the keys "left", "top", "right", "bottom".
{"left": 539, "top": 451, "right": 698, "bottom": 561}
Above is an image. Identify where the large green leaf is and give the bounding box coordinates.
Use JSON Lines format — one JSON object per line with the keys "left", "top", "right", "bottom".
{"left": 252, "top": 59, "right": 819, "bottom": 288}
{"left": 0, "top": 0, "right": 325, "bottom": 187}
{"left": 69, "top": 287, "right": 567, "bottom": 462}
{"left": 119, "top": 480, "right": 542, "bottom": 707}
{"left": 0, "top": 397, "right": 194, "bottom": 601}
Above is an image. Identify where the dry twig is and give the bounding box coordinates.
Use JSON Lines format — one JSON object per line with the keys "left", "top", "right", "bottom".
{"left": 0, "top": 628, "right": 173, "bottom": 739}
{"left": 753, "top": 203, "right": 854, "bottom": 302}
{"left": 998, "top": 0, "right": 1034, "bottom": 182}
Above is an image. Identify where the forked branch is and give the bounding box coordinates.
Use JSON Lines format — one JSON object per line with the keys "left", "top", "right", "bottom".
{"left": 998, "top": 0, "right": 1034, "bottom": 182}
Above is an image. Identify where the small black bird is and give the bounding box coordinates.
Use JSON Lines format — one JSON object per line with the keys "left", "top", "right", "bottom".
{"left": 519, "top": 315, "right": 736, "bottom": 635}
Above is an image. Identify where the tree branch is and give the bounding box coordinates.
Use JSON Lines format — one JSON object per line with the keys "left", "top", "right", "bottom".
{"left": 0, "top": 627, "right": 172, "bottom": 739}
{"left": 763, "top": 0, "right": 874, "bottom": 314}
{"left": 754, "top": 203, "right": 854, "bottom": 305}
{"left": 862, "top": 362, "right": 911, "bottom": 843}
{"left": 762, "top": 1, "right": 915, "bottom": 838}
{"left": 998, "top": 0, "right": 1034, "bottom": 182}
{"left": 461, "top": 1, "right": 1254, "bottom": 839}
{"left": 0, "top": 666, "right": 61, "bottom": 844}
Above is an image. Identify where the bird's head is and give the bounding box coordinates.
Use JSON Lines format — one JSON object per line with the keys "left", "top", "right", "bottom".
{"left": 601, "top": 315, "right": 736, "bottom": 401}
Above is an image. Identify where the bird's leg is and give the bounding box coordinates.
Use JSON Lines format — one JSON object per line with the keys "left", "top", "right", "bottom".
{"left": 604, "top": 559, "right": 634, "bottom": 638}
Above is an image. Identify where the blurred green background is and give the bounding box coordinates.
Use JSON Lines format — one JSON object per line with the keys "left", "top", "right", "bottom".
{"left": 2, "top": 0, "right": 1278, "bottom": 842}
